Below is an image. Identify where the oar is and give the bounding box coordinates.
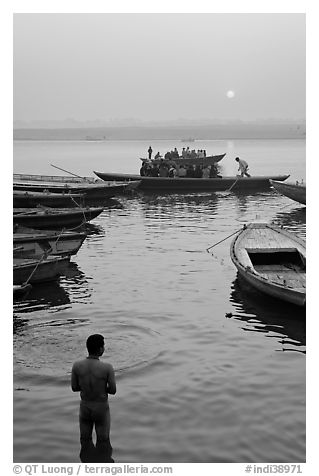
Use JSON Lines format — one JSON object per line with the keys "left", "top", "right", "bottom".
{"left": 50, "top": 164, "right": 92, "bottom": 182}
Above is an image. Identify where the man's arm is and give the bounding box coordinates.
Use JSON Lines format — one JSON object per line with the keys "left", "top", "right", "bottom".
{"left": 71, "top": 364, "right": 81, "bottom": 392}
{"left": 106, "top": 364, "right": 117, "bottom": 395}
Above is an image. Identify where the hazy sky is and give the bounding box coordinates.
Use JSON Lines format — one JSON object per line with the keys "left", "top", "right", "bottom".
{"left": 13, "top": 13, "right": 305, "bottom": 122}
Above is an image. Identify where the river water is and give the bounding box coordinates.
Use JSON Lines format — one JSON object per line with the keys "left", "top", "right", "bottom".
{"left": 13, "top": 139, "right": 306, "bottom": 463}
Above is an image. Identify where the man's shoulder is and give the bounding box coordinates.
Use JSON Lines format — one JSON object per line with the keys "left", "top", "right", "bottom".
{"left": 72, "top": 358, "right": 87, "bottom": 369}
{"left": 99, "top": 361, "right": 114, "bottom": 372}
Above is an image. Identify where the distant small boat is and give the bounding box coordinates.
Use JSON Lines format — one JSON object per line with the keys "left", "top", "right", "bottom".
{"left": 270, "top": 179, "right": 306, "bottom": 205}
{"left": 13, "top": 226, "right": 87, "bottom": 257}
{"left": 13, "top": 283, "right": 32, "bottom": 298}
{"left": 13, "top": 255, "right": 70, "bottom": 284}
{"left": 13, "top": 190, "right": 85, "bottom": 208}
{"left": 230, "top": 222, "right": 306, "bottom": 307}
{"left": 13, "top": 207, "right": 104, "bottom": 229}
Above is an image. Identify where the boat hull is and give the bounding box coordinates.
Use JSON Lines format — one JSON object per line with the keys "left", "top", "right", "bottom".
{"left": 270, "top": 179, "right": 306, "bottom": 205}
{"left": 13, "top": 256, "right": 70, "bottom": 284}
{"left": 230, "top": 223, "right": 306, "bottom": 307}
{"left": 94, "top": 172, "right": 290, "bottom": 193}
{"left": 13, "top": 173, "right": 134, "bottom": 200}
{"left": 13, "top": 228, "right": 87, "bottom": 257}
{"left": 13, "top": 207, "right": 104, "bottom": 229}
{"left": 13, "top": 283, "right": 32, "bottom": 298}
{"left": 13, "top": 190, "right": 85, "bottom": 208}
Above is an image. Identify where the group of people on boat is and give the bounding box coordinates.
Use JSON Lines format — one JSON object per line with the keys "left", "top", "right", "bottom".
{"left": 148, "top": 146, "right": 208, "bottom": 161}
{"left": 140, "top": 160, "right": 221, "bottom": 178}
{"left": 141, "top": 155, "right": 250, "bottom": 179}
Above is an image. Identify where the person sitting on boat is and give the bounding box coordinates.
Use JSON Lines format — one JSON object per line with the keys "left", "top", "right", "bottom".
{"left": 164, "top": 151, "right": 172, "bottom": 160}
{"left": 209, "top": 164, "right": 221, "bottom": 178}
{"left": 177, "top": 165, "right": 187, "bottom": 177}
{"left": 168, "top": 166, "right": 177, "bottom": 178}
{"left": 150, "top": 164, "right": 159, "bottom": 177}
{"left": 159, "top": 161, "right": 169, "bottom": 177}
{"left": 194, "top": 165, "right": 203, "bottom": 178}
{"left": 140, "top": 163, "right": 147, "bottom": 176}
{"left": 190, "top": 149, "right": 197, "bottom": 159}
{"left": 154, "top": 152, "right": 161, "bottom": 160}
{"left": 235, "top": 157, "right": 251, "bottom": 177}
{"left": 148, "top": 146, "right": 153, "bottom": 160}
{"left": 202, "top": 165, "right": 210, "bottom": 178}
{"left": 186, "top": 165, "right": 195, "bottom": 178}
{"left": 172, "top": 148, "right": 179, "bottom": 158}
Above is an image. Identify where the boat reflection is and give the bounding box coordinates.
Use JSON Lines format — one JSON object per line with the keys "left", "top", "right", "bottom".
{"left": 86, "top": 197, "right": 123, "bottom": 209}
{"left": 13, "top": 281, "right": 71, "bottom": 316}
{"left": 271, "top": 205, "right": 306, "bottom": 236}
{"left": 140, "top": 192, "right": 220, "bottom": 216}
{"left": 229, "top": 276, "right": 306, "bottom": 353}
{"left": 13, "top": 313, "right": 30, "bottom": 334}
{"left": 78, "top": 223, "right": 105, "bottom": 236}
{"left": 13, "top": 262, "right": 92, "bottom": 317}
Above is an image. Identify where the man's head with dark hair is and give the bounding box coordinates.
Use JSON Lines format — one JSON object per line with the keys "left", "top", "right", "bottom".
{"left": 235, "top": 157, "right": 239, "bottom": 162}
{"left": 86, "top": 334, "right": 105, "bottom": 355}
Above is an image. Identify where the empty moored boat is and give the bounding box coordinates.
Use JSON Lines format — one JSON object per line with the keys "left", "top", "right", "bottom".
{"left": 13, "top": 226, "right": 87, "bottom": 257}
{"left": 230, "top": 222, "right": 306, "bottom": 306}
{"left": 270, "top": 179, "right": 306, "bottom": 205}
{"left": 13, "top": 190, "right": 86, "bottom": 208}
{"left": 13, "top": 173, "right": 137, "bottom": 200}
{"left": 13, "top": 207, "right": 104, "bottom": 229}
{"left": 13, "top": 255, "right": 71, "bottom": 284}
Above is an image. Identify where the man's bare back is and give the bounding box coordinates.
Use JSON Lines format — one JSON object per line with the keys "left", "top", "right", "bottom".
{"left": 72, "top": 357, "right": 116, "bottom": 402}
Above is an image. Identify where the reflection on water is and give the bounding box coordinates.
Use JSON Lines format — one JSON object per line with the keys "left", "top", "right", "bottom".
{"left": 14, "top": 139, "right": 306, "bottom": 464}
{"left": 13, "top": 281, "right": 71, "bottom": 317}
{"left": 229, "top": 276, "right": 306, "bottom": 353}
{"left": 272, "top": 205, "right": 306, "bottom": 237}
{"left": 13, "top": 262, "right": 92, "bottom": 317}
{"left": 83, "top": 223, "right": 106, "bottom": 236}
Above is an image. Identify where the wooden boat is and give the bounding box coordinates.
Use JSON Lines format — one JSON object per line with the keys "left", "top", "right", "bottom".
{"left": 13, "top": 255, "right": 70, "bottom": 284}
{"left": 13, "top": 283, "right": 32, "bottom": 298}
{"left": 230, "top": 222, "right": 306, "bottom": 307}
{"left": 94, "top": 171, "right": 290, "bottom": 193}
{"left": 13, "top": 207, "right": 104, "bottom": 229}
{"left": 13, "top": 226, "right": 87, "bottom": 257}
{"left": 13, "top": 173, "right": 138, "bottom": 200}
{"left": 13, "top": 190, "right": 85, "bottom": 208}
{"left": 270, "top": 179, "right": 306, "bottom": 205}
{"left": 140, "top": 153, "right": 225, "bottom": 167}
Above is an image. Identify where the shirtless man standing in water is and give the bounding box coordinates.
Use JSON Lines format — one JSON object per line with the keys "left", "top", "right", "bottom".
{"left": 71, "top": 334, "right": 116, "bottom": 462}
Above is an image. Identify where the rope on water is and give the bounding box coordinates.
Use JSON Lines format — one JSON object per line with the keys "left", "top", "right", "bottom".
{"left": 206, "top": 226, "right": 245, "bottom": 253}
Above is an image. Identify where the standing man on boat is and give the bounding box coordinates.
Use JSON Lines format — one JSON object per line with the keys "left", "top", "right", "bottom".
{"left": 148, "top": 145, "right": 153, "bottom": 160}
{"left": 235, "top": 157, "right": 251, "bottom": 177}
{"left": 71, "top": 334, "right": 117, "bottom": 463}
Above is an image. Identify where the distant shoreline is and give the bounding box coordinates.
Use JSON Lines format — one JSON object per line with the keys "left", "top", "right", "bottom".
{"left": 13, "top": 123, "right": 306, "bottom": 141}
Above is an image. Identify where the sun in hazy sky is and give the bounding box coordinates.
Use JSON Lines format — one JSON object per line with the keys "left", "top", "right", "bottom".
{"left": 226, "top": 90, "right": 235, "bottom": 99}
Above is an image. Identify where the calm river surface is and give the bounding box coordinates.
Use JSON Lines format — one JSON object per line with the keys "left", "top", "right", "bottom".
{"left": 13, "top": 139, "right": 306, "bottom": 463}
